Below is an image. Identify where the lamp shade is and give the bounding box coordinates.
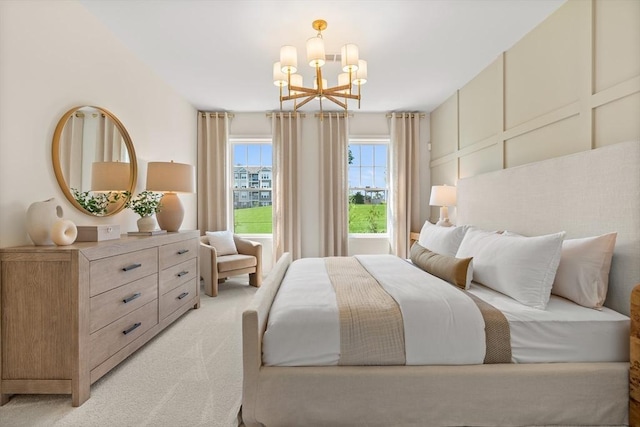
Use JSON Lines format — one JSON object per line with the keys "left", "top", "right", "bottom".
{"left": 353, "top": 59, "right": 368, "bottom": 85}
{"left": 279, "top": 45, "right": 297, "bottom": 73}
{"left": 273, "top": 62, "right": 288, "bottom": 87}
{"left": 146, "top": 161, "right": 194, "bottom": 193}
{"left": 290, "top": 74, "right": 303, "bottom": 95}
{"left": 306, "top": 36, "right": 325, "bottom": 67}
{"left": 429, "top": 185, "right": 457, "bottom": 207}
{"left": 341, "top": 43, "right": 359, "bottom": 72}
{"left": 91, "top": 161, "right": 130, "bottom": 191}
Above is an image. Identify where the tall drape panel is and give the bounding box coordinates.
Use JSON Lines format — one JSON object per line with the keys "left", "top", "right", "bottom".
{"left": 197, "top": 112, "right": 231, "bottom": 233}
{"left": 60, "top": 113, "right": 85, "bottom": 191}
{"left": 96, "top": 114, "right": 123, "bottom": 161}
{"left": 272, "top": 112, "right": 302, "bottom": 261}
{"left": 389, "top": 113, "right": 421, "bottom": 258}
{"left": 319, "top": 113, "right": 349, "bottom": 256}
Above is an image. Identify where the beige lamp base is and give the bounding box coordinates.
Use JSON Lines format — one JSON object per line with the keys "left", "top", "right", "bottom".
{"left": 156, "top": 192, "right": 184, "bottom": 232}
{"left": 436, "top": 206, "right": 454, "bottom": 227}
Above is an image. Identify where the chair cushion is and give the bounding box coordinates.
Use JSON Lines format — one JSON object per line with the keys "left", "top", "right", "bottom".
{"left": 217, "top": 254, "right": 257, "bottom": 273}
{"left": 206, "top": 230, "right": 238, "bottom": 255}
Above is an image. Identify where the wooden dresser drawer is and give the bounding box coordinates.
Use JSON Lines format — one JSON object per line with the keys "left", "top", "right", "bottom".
{"left": 90, "top": 300, "right": 158, "bottom": 370}
{"left": 160, "top": 277, "right": 197, "bottom": 320}
{"left": 159, "top": 238, "right": 198, "bottom": 270}
{"left": 90, "top": 248, "right": 158, "bottom": 296}
{"left": 159, "top": 258, "right": 197, "bottom": 295}
{"left": 90, "top": 274, "right": 158, "bottom": 334}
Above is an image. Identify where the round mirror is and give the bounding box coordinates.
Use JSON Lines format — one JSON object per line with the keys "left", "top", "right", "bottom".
{"left": 52, "top": 106, "right": 137, "bottom": 216}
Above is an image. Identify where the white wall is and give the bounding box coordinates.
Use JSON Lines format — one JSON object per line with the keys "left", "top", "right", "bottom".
{"left": 228, "top": 112, "right": 431, "bottom": 270}
{"left": 0, "top": 1, "right": 197, "bottom": 248}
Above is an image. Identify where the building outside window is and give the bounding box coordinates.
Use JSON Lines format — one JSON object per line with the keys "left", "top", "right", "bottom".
{"left": 231, "top": 140, "right": 272, "bottom": 234}
{"left": 348, "top": 140, "right": 389, "bottom": 234}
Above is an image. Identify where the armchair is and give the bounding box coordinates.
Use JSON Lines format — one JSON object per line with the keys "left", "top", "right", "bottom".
{"left": 199, "top": 234, "right": 262, "bottom": 297}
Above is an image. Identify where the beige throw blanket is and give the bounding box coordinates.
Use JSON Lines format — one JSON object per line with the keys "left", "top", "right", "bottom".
{"left": 325, "top": 257, "right": 406, "bottom": 365}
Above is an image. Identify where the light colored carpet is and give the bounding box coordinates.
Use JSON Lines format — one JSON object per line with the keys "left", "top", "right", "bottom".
{"left": 0, "top": 278, "right": 257, "bottom": 427}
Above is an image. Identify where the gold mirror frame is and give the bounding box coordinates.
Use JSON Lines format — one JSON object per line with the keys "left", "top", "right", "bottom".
{"left": 52, "top": 106, "right": 138, "bottom": 216}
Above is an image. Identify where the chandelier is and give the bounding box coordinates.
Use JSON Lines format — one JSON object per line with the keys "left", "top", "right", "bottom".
{"left": 273, "top": 19, "right": 367, "bottom": 113}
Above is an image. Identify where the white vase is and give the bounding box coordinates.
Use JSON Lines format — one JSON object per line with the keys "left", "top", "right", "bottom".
{"left": 26, "top": 198, "right": 63, "bottom": 245}
{"left": 137, "top": 215, "right": 157, "bottom": 232}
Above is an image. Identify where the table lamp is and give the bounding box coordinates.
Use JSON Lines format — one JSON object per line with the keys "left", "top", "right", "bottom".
{"left": 146, "top": 161, "right": 195, "bottom": 232}
{"left": 429, "top": 184, "right": 457, "bottom": 227}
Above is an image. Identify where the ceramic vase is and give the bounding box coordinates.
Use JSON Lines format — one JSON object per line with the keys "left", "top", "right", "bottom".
{"left": 137, "top": 215, "right": 156, "bottom": 232}
{"left": 26, "top": 198, "right": 64, "bottom": 245}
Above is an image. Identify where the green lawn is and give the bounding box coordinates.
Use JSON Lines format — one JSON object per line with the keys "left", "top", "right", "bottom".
{"left": 233, "top": 204, "right": 386, "bottom": 234}
{"left": 234, "top": 206, "right": 273, "bottom": 234}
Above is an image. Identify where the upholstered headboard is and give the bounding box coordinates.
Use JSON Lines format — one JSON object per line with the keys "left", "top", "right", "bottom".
{"left": 457, "top": 140, "right": 640, "bottom": 316}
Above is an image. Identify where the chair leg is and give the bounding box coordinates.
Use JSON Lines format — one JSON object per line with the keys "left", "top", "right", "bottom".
{"left": 204, "top": 277, "right": 218, "bottom": 297}
{"left": 249, "top": 272, "right": 261, "bottom": 288}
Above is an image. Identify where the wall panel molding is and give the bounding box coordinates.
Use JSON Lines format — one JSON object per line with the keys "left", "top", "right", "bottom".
{"left": 430, "top": 0, "right": 639, "bottom": 180}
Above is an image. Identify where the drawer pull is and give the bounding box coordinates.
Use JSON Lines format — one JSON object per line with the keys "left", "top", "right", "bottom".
{"left": 177, "top": 270, "right": 189, "bottom": 277}
{"left": 178, "top": 292, "right": 189, "bottom": 300}
{"left": 177, "top": 249, "right": 189, "bottom": 254}
{"left": 122, "top": 263, "right": 142, "bottom": 272}
{"left": 123, "top": 293, "right": 141, "bottom": 304}
{"left": 123, "top": 322, "right": 142, "bottom": 335}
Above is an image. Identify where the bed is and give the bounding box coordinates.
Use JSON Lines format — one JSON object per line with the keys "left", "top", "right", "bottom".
{"left": 241, "top": 140, "right": 640, "bottom": 426}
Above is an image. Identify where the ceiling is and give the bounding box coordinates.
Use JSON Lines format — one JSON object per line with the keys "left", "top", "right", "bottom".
{"left": 79, "top": 0, "right": 565, "bottom": 114}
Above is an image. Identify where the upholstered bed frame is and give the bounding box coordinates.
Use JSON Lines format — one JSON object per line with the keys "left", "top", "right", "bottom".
{"left": 241, "top": 140, "right": 640, "bottom": 426}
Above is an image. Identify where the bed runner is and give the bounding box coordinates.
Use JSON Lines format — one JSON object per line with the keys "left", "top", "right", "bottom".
{"left": 325, "top": 257, "right": 406, "bottom": 365}
{"left": 465, "top": 292, "right": 512, "bottom": 364}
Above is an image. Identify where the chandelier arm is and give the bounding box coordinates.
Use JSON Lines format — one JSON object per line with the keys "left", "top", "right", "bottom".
{"left": 323, "top": 95, "right": 347, "bottom": 110}
{"left": 287, "top": 86, "right": 318, "bottom": 95}
{"left": 324, "top": 84, "right": 351, "bottom": 93}
{"left": 295, "top": 95, "right": 318, "bottom": 109}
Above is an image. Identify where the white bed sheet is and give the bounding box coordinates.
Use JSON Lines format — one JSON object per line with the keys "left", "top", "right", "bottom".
{"left": 467, "top": 283, "right": 629, "bottom": 363}
{"left": 262, "top": 256, "right": 630, "bottom": 366}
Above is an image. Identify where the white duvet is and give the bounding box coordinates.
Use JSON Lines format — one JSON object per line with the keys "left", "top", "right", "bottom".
{"left": 262, "top": 255, "right": 487, "bottom": 366}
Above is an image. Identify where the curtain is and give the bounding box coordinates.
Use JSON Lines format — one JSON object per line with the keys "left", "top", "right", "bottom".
{"left": 319, "top": 113, "right": 349, "bottom": 256}
{"left": 389, "top": 112, "right": 421, "bottom": 258}
{"left": 60, "top": 113, "right": 85, "bottom": 191}
{"left": 272, "top": 112, "right": 302, "bottom": 261}
{"left": 197, "top": 112, "right": 231, "bottom": 232}
{"left": 95, "top": 114, "right": 124, "bottom": 162}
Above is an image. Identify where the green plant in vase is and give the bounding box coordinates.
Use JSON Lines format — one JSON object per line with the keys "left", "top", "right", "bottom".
{"left": 124, "top": 191, "right": 162, "bottom": 231}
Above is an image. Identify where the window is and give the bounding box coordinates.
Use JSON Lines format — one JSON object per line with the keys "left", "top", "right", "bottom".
{"left": 348, "top": 140, "right": 389, "bottom": 234}
{"left": 231, "top": 140, "right": 273, "bottom": 234}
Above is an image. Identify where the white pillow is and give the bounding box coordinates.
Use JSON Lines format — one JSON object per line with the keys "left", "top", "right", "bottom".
{"left": 551, "top": 233, "right": 617, "bottom": 309}
{"left": 456, "top": 227, "right": 565, "bottom": 309}
{"left": 418, "top": 221, "right": 469, "bottom": 257}
{"left": 205, "top": 230, "right": 238, "bottom": 256}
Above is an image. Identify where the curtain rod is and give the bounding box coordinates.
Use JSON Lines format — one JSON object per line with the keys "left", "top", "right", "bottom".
{"left": 386, "top": 113, "right": 426, "bottom": 118}
{"left": 200, "top": 112, "right": 234, "bottom": 118}
{"left": 314, "top": 112, "right": 353, "bottom": 118}
{"left": 266, "top": 112, "right": 306, "bottom": 118}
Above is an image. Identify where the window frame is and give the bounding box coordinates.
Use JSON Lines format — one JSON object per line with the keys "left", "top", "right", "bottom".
{"left": 229, "top": 137, "right": 273, "bottom": 237}
{"left": 348, "top": 137, "right": 390, "bottom": 237}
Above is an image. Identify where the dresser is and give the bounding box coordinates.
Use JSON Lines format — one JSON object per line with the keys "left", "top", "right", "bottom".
{"left": 0, "top": 230, "right": 200, "bottom": 406}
